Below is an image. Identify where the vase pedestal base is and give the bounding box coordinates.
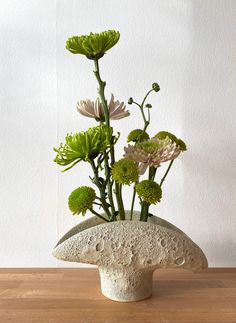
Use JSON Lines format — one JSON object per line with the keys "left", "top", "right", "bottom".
{"left": 99, "top": 268, "right": 154, "bottom": 302}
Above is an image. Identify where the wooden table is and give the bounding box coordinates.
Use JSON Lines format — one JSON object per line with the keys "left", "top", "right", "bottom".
{"left": 0, "top": 268, "right": 235, "bottom": 322}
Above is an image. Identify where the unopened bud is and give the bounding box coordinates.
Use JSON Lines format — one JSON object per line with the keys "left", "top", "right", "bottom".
{"left": 152, "top": 83, "right": 160, "bottom": 92}
{"left": 128, "top": 97, "right": 133, "bottom": 105}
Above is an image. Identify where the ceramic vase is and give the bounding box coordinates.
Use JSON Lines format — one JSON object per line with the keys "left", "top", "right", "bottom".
{"left": 53, "top": 212, "right": 208, "bottom": 302}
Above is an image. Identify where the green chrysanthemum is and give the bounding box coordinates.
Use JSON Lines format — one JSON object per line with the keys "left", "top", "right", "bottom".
{"left": 155, "top": 131, "right": 187, "bottom": 151}
{"left": 66, "top": 30, "right": 120, "bottom": 59}
{"left": 136, "top": 180, "right": 162, "bottom": 204}
{"left": 111, "top": 158, "right": 139, "bottom": 185}
{"left": 127, "top": 129, "right": 149, "bottom": 143}
{"left": 68, "top": 186, "right": 96, "bottom": 216}
{"left": 54, "top": 124, "right": 113, "bottom": 171}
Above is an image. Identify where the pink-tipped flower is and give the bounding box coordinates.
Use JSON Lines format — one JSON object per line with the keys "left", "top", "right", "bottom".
{"left": 108, "top": 94, "right": 130, "bottom": 120}
{"left": 77, "top": 94, "right": 130, "bottom": 121}
{"left": 124, "top": 137, "right": 181, "bottom": 174}
{"left": 77, "top": 98, "right": 102, "bottom": 119}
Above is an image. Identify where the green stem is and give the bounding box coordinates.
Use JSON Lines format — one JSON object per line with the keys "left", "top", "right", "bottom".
{"left": 103, "top": 151, "right": 116, "bottom": 216}
{"left": 147, "top": 107, "right": 150, "bottom": 124}
{"left": 93, "top": 59, "right": 122, "bottom": 220}
{"left": 62, "top": 159, "right": 82, "bottom": 172}
{"left": 90, "top": 209, "right": 109, "bottom": 222}
{"left": 139, "top": 166, "right": 156, "bottom": 222}
{"left": 90, "top": 160, "right": 112, "bottom": 219}
{"left": 133, "top": 101, "right": 149, "bottom": 132}
{"left": 141, "top": 89, "right": 153, "bottom": 131}
{"left": 133, "top": 89, "right": 154, "bottom": 133}
{"left": 141, "top": 89, "right": 153, "bottom": 108}
{"left": 93, "top": 59, "right": 110, "bottom": 127}
{"left": 141, "top": 109, "right": 149, "bottom": 132}
{"left": 110, "top": 146, "right": 121, "bottom": 218}
{"left": 117, "top": 184, "right": 125, "bottom": 220}
{"left": 160, "top": 160, "right": 174, "bottom": 187}
{"left": 132, "top": 101, "right": 141, "bottom": 108}
{"left": 149, "top": 166, "right": 157, "bottom": 181}
{"left": 140, "top": 202, "right": 150, "bottom": 222}
{"left": 109, "top": 140, "right": 121, "bottom": 217}
{"left": 130, "top": 186, "right": 136, "bottom": 220}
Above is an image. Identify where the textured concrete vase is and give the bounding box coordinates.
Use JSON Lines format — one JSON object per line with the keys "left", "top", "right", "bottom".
{"left": 53, "top": 212, "right": 208, "bottom": 302}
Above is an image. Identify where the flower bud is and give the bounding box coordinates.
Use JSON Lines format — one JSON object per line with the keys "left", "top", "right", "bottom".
{"left": 152, "top": 83, "right": 160, "bottom": 92}
{"left": 128, "top": 97, "right": 133, "bottom": 105}
{"left": 145, "top": 103, "right": 152, "bottom": 109}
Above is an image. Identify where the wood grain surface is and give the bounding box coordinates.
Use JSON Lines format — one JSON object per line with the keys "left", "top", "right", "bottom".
{"left": 0, "top": 268, "right": 235, "bottom": 323}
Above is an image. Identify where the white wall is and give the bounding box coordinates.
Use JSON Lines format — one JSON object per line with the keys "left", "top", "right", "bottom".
{"left": 0, "top": 0, "right": 235, "bottom": 267}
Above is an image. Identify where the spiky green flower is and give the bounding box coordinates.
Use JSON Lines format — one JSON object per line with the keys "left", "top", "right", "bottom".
{"left": 68, "top": 186, "right": 96, "bottom": 215}
{"left": 54, "top": 125, "right": 113, "bottom": 171}
{"left": 66, "top": 30, "right": 120, "bottom": 60}
{"left": 111, "top": 158, "right": 139, "bottom": 185}
{"left": 155, "top": 131, "right": 187, "bottom": 151}
{"left": 136, "top": 180, "right": 162, "bottom": 204}
{"left": 127, "top": 129, "right": 150, "bottom": 143}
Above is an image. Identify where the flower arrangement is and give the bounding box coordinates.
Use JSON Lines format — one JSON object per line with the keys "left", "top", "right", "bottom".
{"left": 53, "top": 30, "right": 187, "bottom": 223}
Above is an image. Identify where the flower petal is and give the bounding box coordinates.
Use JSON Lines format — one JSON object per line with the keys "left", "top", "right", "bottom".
{"left": 139, "top": 163, "right": 148, "bottom": 175}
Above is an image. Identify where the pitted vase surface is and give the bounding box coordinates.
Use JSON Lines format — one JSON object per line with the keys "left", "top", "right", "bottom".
{"left": 53, "top": 212, "right": 208, "bottom": 301}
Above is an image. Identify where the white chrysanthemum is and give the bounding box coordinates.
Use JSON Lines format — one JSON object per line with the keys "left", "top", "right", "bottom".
{"left": 124, "top": 137, "right": 181, "bottom": 174}
{"left": 77, "top": 94, "right": 129, "bottom": 121}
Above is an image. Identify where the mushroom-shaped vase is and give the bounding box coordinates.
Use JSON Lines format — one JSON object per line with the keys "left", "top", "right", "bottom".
{"left": 53, "top": 212, "right": 208, "bottom": 302}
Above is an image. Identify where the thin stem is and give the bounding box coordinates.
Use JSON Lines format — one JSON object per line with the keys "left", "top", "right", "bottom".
{"left": 160, "top": 160, "right": 174, "bottom": 187}
{"left": 97, "top": 148, "right": 110, "bottom": 167}
{"left": 141, "top": 89, "right": 153, "bottom": 108}
{"left": 132, "top": 101, "right": 147, "bottom": 127}
{"left": 93, "top": 201, "right": 103, "bottom": 207}
{"left": 103, "top": 151, "right": 116, "bottom": 216}
{"left": 141, "top": 109, "right": 149, "bottom": 131}
{"left": 130, "top": 186, "right": 136, "bottom": 220}
{"left": 147, "top": 107, "right": 150, "bottom": 124}
{"left": 133, "top": 88, "right": 154, "bottom": 133}
{"left": 132, "top": 101, "right": 141, "bottom": 108}
{"left": 62, "top": 159, "right": 82, "bottom": 172}
{"left": 110, "top": 139, "right": 120, "bottom": 214}
{"left": 89, "top": 209, "right": 109, "bottom": 222}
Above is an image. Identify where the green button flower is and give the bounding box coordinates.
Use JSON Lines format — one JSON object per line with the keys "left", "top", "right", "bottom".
{"left": 111, "top": 158, "right": 139, "bottom": 185}
{"left": 66, "top": 30, "right": 120, "bottom": 60}
{"left": 68, "top": 186, "right": 96, "bottom": 215}
{"left": 136, "top": 180, "right": 162, "bottom": 204}
{"left": 127, "top": 129, "right": 149, "bottom": 143}
{"left": 54, "top": 124, "right": 113, "bottom": 171}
